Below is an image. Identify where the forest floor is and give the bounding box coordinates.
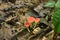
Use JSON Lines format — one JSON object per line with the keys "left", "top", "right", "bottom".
{"left": 0, "top": 0, "right": 60, "bottom": 40}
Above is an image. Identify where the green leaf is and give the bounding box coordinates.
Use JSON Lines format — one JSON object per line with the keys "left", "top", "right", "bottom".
{"left": 53, "top": 9, "right": 60, "bottom": 33}
{"left": 44, "top": 1, "right": 55, "bottom": 7}
{"left": 55, "top": 0, "right": 60, "bottom": 8}
{"left": 57, "top": 24, "right": 60, "bottom": 33}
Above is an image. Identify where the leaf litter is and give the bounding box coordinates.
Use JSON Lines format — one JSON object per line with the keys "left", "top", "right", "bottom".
{"left": 0, "top": 0, "right": 57, "bottom": 40}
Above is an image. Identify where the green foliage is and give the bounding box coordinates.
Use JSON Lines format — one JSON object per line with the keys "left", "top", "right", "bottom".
{"left": 44, "top": 0, "right": 55, "bottom": 7}
{"left": 53, "top": 9, "right": 60, "bottom": 33}
{"left": 55, "top": 0, "right": 60, "bottom": 8}
{"left": 53, "top": 0, "right": 60, "bottom": 33}
{"left": 45, "top": 0, "right": 60, "bottom": 33}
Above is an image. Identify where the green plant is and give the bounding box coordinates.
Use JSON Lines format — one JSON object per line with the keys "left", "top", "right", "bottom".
{"left": 45, "top": 0, "right": 60, "bottom": 33}
{"left": 53, "top": 0, "right": 60, "bottom": 33}
{"left": 45, "top": 0, "right": 60, "bottom": 40}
